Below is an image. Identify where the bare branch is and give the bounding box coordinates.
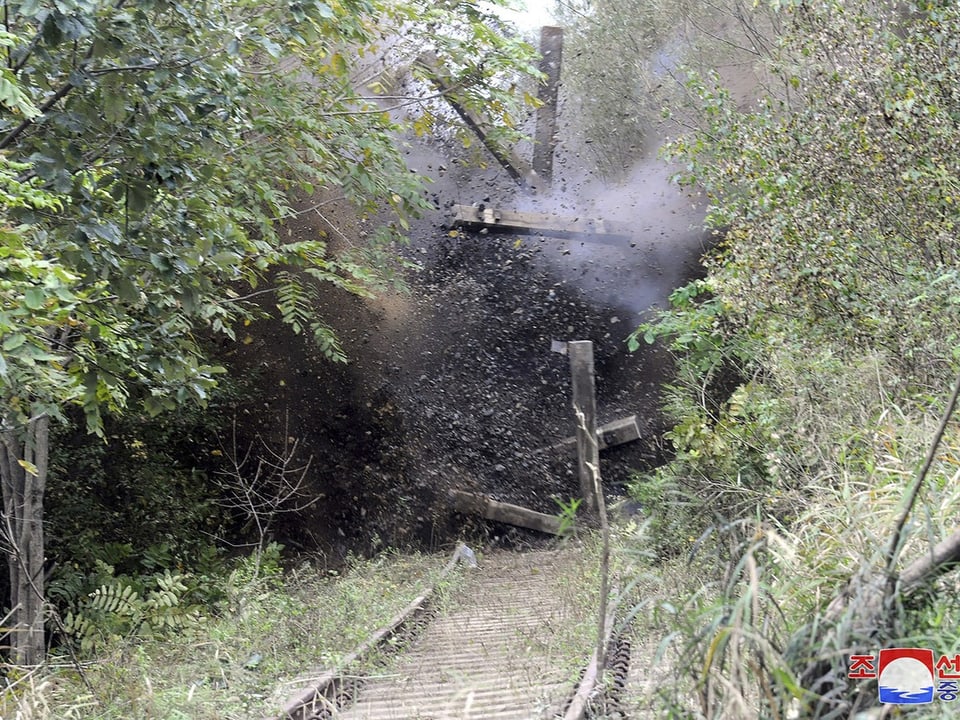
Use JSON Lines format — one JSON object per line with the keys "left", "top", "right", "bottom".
{"left": 213, "top": 412, "right": 319, "bottom": 572}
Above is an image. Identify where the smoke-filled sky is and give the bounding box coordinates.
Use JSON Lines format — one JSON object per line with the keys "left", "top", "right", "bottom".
{"left": 487, "top": 0, "right": 558, "bottom": 31}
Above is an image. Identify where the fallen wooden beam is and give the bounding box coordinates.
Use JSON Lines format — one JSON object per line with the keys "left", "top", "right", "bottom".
{"left": 598, "top": 416, "right": 642, "bottom": 449}
{"left": 533, "top": 415, "right": 641, "bottom": 457}
{"left": 415, "top": 53, "right": 540, "bottom": 191}
{"left": 451, "top": 203, "right": 635, "bottom": 244}
{"left": 449, "top": 489, "right": 562, "bottom": 535}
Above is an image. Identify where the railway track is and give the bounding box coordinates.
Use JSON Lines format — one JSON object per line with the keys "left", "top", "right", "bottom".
{"left": 271, "top": 543, "right": 625, "bottom": 720}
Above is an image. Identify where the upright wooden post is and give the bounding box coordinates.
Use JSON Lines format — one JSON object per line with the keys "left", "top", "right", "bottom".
{"left": 568, "top": 340, "right": 599, "bottom": 516}
{"left": 567, "top": 341, "right": 611, "bottom": 675}
{"left": 533, "top": 26, "right": 563, "bottom": 184}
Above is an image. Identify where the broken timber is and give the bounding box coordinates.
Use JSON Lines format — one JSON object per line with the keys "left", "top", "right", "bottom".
{"left": 568, "top": 340, "right": 600, "bottom": 515}
{"left": 533, "top": 27, "right": 563, "bottom": 184}
{"left": 451, "top": 204, "right": 635, "bottom": 245}
{"left": 415, "top": 53, "right": 540, "bottom": 191}
{"left": 534, "top": 415, "right": 641, "bottom": 457}
{"left": 449, "top": 489, "right": 562, "bottom": 535}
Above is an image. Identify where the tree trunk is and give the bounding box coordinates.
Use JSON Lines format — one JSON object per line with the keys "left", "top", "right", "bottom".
{"left": 0, "top": 415, "right": 49, "bottom": 665}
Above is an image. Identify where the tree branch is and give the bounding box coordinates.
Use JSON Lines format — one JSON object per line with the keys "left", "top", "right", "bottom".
{"left": 900, "top": 525, "right": 960, "bottom": 594}
{"left": 0, "top": 79, "right": 76, "bottom": 149}
{"left": 882, "top": 368, "right": 960, "bottom": 604}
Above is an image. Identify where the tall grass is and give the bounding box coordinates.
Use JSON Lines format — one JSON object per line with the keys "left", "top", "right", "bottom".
{"left": 626, "top": 354, "right": 960, "bottom": 719}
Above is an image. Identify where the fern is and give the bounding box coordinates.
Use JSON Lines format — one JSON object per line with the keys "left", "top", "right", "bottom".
{"left": 275, "top": 270, "right": 347, "bottom": 362}
{"left": 61, "top": 570, "right": 204, "bottom": 654}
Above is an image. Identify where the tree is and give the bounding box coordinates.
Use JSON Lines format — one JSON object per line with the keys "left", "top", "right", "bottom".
{"left": 0, "top": 0, "right": 540, "bottom": 664}
{"left": 552, "top": 0, "right": 776, "bottom": 180}
{"left": 666, "top": 0, "right": 960, "bottom": 381}
{"left": 553, "top": 0, "right": 682, "bottom": 178}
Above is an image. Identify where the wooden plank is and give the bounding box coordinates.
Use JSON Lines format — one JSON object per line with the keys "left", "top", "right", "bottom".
{"left": 533, "top": 27, "right": 563, "bottom": 184}
{"left": 415, "top": 53, "right": 540, "bottom": 191}
{"left": 449, "top": 489, "right": 562, "bottom": 535}
{"left": 569, "top": 341, "right": 600, "bottom": 516}
{"left": 451, "top": 203, "right": 635, "bottom": 243}
{"left": 599, "top": 415, "right": 641, "bottom": 449}
{"left": 533, "top": 415, "right": 641, "bottom": 457}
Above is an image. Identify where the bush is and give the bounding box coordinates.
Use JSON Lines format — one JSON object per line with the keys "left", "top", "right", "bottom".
{"left": 622, "top": 1, "right": 960, "bottom": 715}
{"left": 45, "top": 385, "right": 235, "bottom": 578}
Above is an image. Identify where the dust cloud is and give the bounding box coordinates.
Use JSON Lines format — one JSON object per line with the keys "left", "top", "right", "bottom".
{"left": 516, "top": 155, "right": 711, "bottom": 327}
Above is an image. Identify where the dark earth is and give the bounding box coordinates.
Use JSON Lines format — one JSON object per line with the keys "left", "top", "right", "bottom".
{"left": 222, "top": 120, "right": 711, "bottom": 561}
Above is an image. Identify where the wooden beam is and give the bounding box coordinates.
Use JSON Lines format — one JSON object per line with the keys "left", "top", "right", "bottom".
{"left": 449, "top": 489, "right": 562, "bottom": 535}
{"left": 533, "top": 415, "right": 641, "bottom": 457}
{"left": 451, "top": 203, "right": 635, "bottom": 244}
{"left": 599, "top": 415, "right": 642, "bottom": 449}
{"left": 415, "top": 53, "right": 540, "bottom": 191}
{"left": 533, "top": 27, "right": 563, "bottom": 184}
{"left": 569, "top": 341, "right": 600, "bottom": 516}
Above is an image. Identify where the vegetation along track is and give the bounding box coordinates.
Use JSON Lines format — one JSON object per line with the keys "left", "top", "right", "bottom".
{"left": 273, "top": 543, "right": 618, "bottom": 720}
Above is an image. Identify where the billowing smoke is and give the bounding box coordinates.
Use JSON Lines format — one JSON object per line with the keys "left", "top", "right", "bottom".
{"left": 515, "top": 156, "right": 711, "bottom": 328}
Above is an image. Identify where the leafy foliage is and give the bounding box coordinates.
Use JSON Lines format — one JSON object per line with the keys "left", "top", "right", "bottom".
{"left": 398, "top": 1, "right": 543, "bottom": 151}
{"left": 667, "top": 1, "right": 960, "bottom": 387}
{"left": 0, "top": 0, "right": 541, "bottom": 430}
{"left": 55, "top": 563, "right": 205, "bottom": 655}
{"left": 44, "top": 397, "right": 232, "bottom": 575}
{"left": 628, "top": 281, "right": 790, "bottom": 554}
{"left": 619, "top": 0, "right": 960, "bottom": 716}
{"left": 7, "top": 549, "right": 454, "bottom": 718}
{"left": 0, "top": 0, "right": 541, "bottom": 662}
{"left": 635, "top": 0, "right": 960, "bottom": 553}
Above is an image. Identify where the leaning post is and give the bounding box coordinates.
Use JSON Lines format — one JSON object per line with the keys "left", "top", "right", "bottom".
{"left": 566, "top": 339, "right": 610, "bottom": 676}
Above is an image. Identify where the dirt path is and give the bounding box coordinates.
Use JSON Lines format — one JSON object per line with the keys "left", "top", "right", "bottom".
{"left": 336, "top": 547, "right": 592, "bottom": 719}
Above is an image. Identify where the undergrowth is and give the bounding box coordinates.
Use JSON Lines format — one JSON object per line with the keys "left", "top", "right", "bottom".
{"left": 0, "top": 547, "right": 457, "bottom": 720}
{"left": 618, "top": 252, "right": 960, "bottom": 713}
{"left": 608, "top": 1, "right": 960, "bottom": 714}
{"left": 623, "top": 286, "right": 960, "bottom": 719}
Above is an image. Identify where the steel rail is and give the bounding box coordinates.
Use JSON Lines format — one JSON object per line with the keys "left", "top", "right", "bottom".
{"left": 268, "top": 544, "right": 469, "bottom": 720}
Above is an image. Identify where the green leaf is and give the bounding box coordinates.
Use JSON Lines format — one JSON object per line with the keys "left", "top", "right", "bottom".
{"left": 330, "top": 51, "right": 347, "bottom": 76}
{"left": 3, "top": 333, "right": 27, "bottom": 351}
{"left": 114, "top": 276, "right": 140, "bottom": 303}
{"left": 210, "top": 251, "right": 240, "bottom": 268}
{"left": 0, "top": 71, "right": 41, "bottom": 118}
{"left": 0, "top": 0, "right": 544, "bottom": 443}
{"left": 23, "top": 287, "right": 45, "bottom": 309}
